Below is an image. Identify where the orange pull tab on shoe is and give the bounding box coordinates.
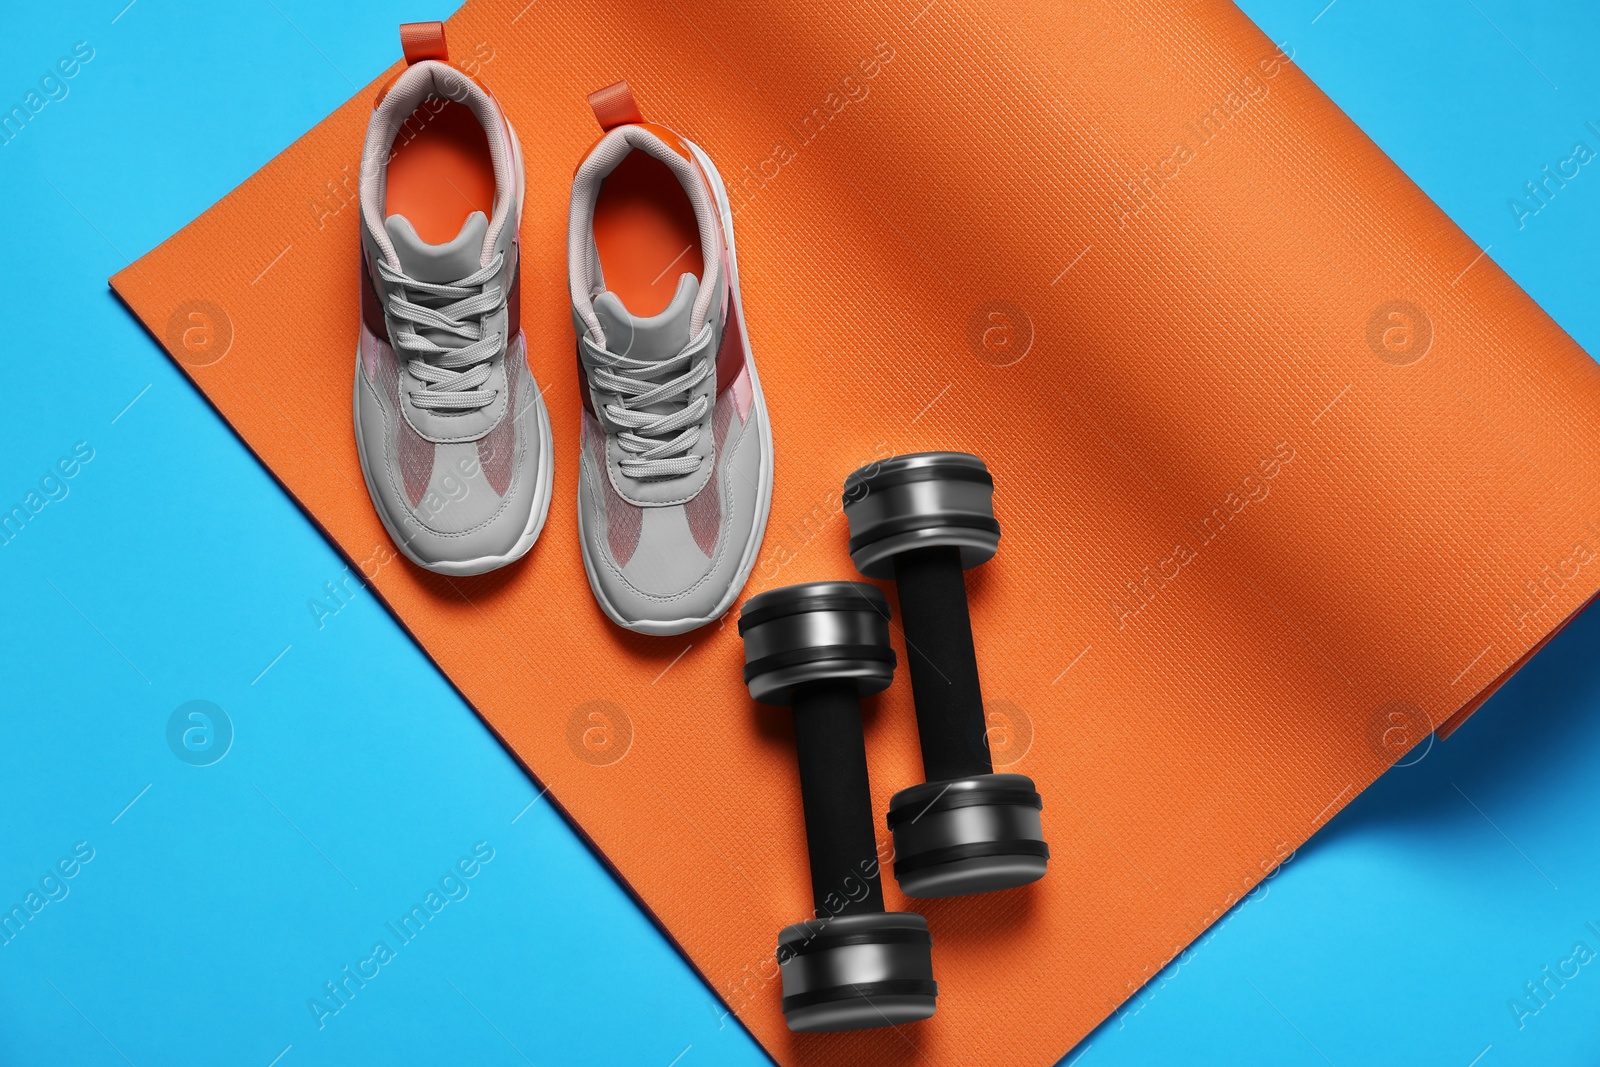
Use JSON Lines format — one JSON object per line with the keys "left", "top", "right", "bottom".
{"left": 399, "top": 21, "right": 449, "bottom": 64}
{"left": 375, "top": 22, "right": 450, "bottom": 106}
{"left": 589, "top": 81, "right": 644, "bottom": 130}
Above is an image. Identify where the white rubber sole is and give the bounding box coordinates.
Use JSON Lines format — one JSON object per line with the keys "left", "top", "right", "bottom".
{"left": 577, "top": 137, "right": 776, "bottom": 636}
{"left": 352, "top": 109, "right": 554, "bottom": 579}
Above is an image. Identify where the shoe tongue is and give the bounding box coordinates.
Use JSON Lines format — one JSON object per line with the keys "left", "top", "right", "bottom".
{"left": 593, "top": 274, "right": 699, "bottom": 361}
{"left": 385, "top": 211, "right": 488, "bottom": 283}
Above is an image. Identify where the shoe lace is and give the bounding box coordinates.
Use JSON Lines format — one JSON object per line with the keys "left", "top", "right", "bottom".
{"left": 583, "top": 323, "right": 714, "bottom": 479}
{"left": 377, "top": 254, "right": 506, "bottom": 413}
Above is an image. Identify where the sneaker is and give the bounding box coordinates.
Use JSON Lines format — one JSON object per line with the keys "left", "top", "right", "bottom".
{"left": 567, "top": 82, "right": 774, "bottom": 635}
{"left": 352, "top": 23, "right": 552, "bottom": 576}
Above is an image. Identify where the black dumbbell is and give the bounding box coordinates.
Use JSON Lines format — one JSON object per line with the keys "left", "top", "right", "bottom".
{"left": 841, "top": 452, "right": 1049, "bottom": 898}
{"left": 739, "top": 581, "right": 937, "bottom": 1033}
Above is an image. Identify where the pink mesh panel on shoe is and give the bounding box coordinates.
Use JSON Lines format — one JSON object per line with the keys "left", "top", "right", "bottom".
{"left": 586, "top": 411, "right": 642, "bottom": 567}
{"left": 373, "top": 334, "right": 436, "bottom": 508}
{"left": 361, "top": 321, "right": 382, "bottom": 383}
{"left": 729, "top": 362, "right": 752, "bottom": 423}
{"left": 713, "top": 273, "right": 748, "bottom": 397}
{"left": 476, "top": 334, "right": 522, "bottom": 496}
{"left": 684, "top": 390, "right": 736, "bottom": 558}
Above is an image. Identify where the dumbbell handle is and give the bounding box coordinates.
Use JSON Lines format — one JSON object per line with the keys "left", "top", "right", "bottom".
{"left": 791, "top": 679, "right": 886, "bottom": 916}
{"left": 892, "top": 545, "right": 995, "bottom": 783}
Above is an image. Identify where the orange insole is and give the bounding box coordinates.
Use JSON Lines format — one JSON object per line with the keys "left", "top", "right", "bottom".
{"left": 384, "top": 100, "right": 495, "bottom": 244}
{"left": 593, "top": 150, "right": 704, "bottom": 317}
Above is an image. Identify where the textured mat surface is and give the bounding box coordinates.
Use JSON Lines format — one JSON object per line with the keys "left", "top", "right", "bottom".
{"left": 112, "top": 0, "right": 1600, "bottom": 1062}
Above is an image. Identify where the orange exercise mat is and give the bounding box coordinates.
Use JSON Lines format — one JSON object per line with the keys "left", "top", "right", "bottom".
{"left": 113, "top": 1, "right": 1600, "bottom": 1063}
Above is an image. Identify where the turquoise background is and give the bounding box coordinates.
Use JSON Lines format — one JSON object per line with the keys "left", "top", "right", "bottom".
{"left": 0, "top": 1, "right": 1596, "bottom": 1064}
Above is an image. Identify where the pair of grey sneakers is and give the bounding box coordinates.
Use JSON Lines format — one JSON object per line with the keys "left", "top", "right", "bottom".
{"left": 352, "top": 51, "right": 771, "bottom": 635}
